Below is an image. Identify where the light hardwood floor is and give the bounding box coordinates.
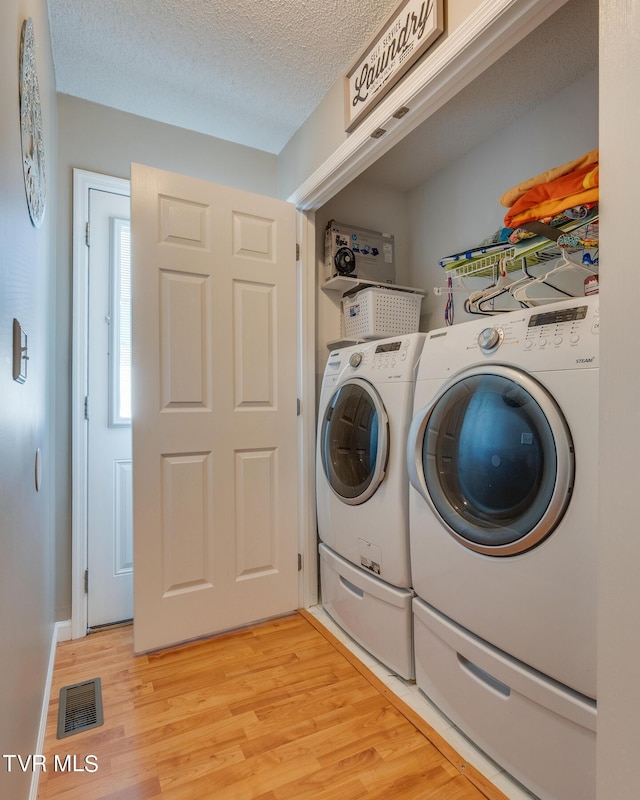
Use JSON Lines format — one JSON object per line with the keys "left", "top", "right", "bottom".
{"left": 37, "top": 611, "right": 508, "bottom": 800}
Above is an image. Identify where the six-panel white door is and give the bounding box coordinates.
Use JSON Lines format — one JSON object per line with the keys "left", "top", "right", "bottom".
{"left": 131, "top": 164, "right": 299, "bottom": 653}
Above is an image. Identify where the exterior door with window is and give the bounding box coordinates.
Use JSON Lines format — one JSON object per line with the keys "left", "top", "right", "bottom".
{"left": 87, "top": 188, "right": 133, "bottom": 626}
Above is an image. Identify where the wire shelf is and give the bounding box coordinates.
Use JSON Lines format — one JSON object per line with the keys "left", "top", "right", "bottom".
{"left": 442, "top": 214, "right": 599, "bottom": 280}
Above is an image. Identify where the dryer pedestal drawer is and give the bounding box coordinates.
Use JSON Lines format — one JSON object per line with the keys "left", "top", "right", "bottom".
{"left": 319, "top": 543, "right": 414, "bottom": 679}
{"left": 413, "top": 597, "right": 596, "bottom": 800}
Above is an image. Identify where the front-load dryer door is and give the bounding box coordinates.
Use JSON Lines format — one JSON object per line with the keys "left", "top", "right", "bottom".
{"left": 407, "top": 365, "right": 574, "bottom": 555}
{"left": 321, "top": 377, "right": 389, "bottom": 505}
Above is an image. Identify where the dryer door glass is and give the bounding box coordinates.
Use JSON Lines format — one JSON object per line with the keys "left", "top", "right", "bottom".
{"left": 321, "top": 378, "right": 389, "bottom": 505}
{"left": 419, "top": 367, "right": 574, "bottom": 555}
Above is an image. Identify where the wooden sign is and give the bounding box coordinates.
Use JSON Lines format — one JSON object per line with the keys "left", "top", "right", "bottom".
{"left": 345, "top": 0, "right": 444, "bottom": 132}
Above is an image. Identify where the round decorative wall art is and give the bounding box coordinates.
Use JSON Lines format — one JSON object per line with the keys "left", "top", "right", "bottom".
{"left": 19, "top": 17, "right": 46, "bottom": 228}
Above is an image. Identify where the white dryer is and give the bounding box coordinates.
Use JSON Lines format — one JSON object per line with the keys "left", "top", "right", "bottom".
{"left": 317, "top": 333, "right": 425, "bottom": 678}
{"left": 407, "top": 296, "right": 598, "bottom": 799}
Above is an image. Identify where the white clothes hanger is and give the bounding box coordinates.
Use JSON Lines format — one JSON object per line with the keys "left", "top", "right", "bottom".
{"left": 510, "top": 250, "right": 598, "bottom": 306}
{"left": 466, "top": 254, "right": 548, "bottom": 314}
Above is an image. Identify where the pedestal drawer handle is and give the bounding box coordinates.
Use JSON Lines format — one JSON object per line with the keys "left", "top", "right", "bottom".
{"left": 457, "top": 653, "right": 511, "bottom": 697}
{"left": 339, "top": 575, "right": 365, "bottom": 598}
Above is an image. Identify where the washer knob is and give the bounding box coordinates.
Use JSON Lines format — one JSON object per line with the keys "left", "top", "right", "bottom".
{"left": 349, "top": 352, "right": 363, "bottom": 368}
{"left": 477, "top": 327, "right": 502, "bottom": 353}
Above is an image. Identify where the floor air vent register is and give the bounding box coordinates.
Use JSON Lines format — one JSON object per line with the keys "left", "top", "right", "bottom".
{"left": 57, "top": 678, "right": 104, "bottom": 738}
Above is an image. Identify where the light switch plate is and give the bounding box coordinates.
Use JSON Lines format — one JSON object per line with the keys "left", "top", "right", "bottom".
{"left": 13, "top": 318, "right": 28, "bottom": 383}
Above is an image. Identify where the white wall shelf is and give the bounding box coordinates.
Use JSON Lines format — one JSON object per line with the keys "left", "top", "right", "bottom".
{"left": 322, "top": 276, "right": 425, "bottom": 296}
{"left": 326, "top": 337, "right": 366, "bottom": 351}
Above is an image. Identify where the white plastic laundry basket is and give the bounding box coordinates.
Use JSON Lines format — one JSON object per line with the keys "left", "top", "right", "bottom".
{"left": 342, "top": 286, "right": 422, "bottom": 339}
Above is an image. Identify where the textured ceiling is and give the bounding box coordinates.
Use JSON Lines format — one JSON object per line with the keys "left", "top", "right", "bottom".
{"left": 46, "top": 0, "right": 399, "bottom": 154}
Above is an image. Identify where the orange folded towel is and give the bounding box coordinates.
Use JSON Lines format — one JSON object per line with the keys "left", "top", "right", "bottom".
{"left": 500, "top": 149, "right": 599, "bottom": 208}
{"left": 503, "top": 162, "right": 599, "bottom": 230}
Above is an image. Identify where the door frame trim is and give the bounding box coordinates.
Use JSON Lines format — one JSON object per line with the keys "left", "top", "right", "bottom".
{"left": 71, "top": 169, "right": 130, "bottom": 640}
{"left": 296, "top": 210, "right": 318, "bottom": 608}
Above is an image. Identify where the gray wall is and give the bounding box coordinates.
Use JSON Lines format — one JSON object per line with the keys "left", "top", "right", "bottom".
{"left": 0, "top": 2, "right": 57, "bottom": 798}
{"left": 408, "top": 68, "right": 598, "bottom": 331}
{"left": 54, "top": 95, "right": 279, "bottom": 621}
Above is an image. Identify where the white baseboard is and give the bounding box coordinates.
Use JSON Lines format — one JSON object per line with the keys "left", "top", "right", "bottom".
{"left": 29, "top": 620, "right": 70, "bottom": 800}
{"left": 56, "top": 619, "right": 72, "bottom": 643}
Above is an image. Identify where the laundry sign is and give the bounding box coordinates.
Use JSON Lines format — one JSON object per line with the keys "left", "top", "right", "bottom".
{"left": 345, "top": 0, "right": 444, "bottom": 132}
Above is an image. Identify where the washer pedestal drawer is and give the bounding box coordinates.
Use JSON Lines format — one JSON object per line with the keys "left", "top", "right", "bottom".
{"left": 319, "top": 543, "right": 414, "bottom": 679}
{"left": 413, "top": 596, "right": 596, "bottom": 800}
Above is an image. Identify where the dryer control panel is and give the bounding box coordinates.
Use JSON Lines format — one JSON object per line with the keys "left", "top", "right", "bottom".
{"left": 418, "top": 296, "right": 599, "bottom": 380}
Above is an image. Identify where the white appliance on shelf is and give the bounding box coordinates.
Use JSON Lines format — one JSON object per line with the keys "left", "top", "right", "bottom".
{"left": 316, "top": 333, "right": 426, "bottom": 679}
{"left": 406, "top": 296, "right": 599, "bottom": 800}
{"left": 324, "top": 220, "right": 395, "bottom": 284}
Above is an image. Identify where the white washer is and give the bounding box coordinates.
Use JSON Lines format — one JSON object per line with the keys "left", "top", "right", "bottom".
{"left": 407, "top": 296, "right": 598, "bottom": 799}
{"left": 317, "top": 333, "right": 425, "bottom": 678}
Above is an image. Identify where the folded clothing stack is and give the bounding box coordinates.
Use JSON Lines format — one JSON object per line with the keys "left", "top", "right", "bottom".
{"left": 501, "top": 149, "right": 599, "bottom": 247}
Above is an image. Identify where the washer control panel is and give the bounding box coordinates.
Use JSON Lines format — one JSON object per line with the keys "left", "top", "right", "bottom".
{"left": 372, "top": 339, "right": 409, "bottom": 369}
{"left": 323, "top": 332, "right": 426, "bottom": 385}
